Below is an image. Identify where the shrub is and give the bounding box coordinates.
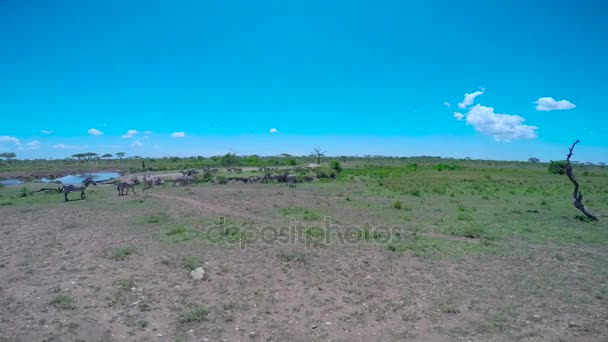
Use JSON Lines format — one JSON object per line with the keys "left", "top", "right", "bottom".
{"left": 433, "top": 163, "right": 460, "bottom": 171}
{"left": 548, "top": 160, "right": 567, "bottom": 175}
{"left": 315, "top": 166, "right": 336, "bottom": 179}
{"left": 393, "top": 200, "right": 402, "bottom": 209}
{"left": 18, "top": 186, "right": 29, "bottom": 197}
{"left": 329, "top": 160, "right": 343, "bottom": 173}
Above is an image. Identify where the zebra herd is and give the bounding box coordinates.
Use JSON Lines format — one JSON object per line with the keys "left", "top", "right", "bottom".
{"left": 60, "top": 167, "right": 303, "bottom": 202}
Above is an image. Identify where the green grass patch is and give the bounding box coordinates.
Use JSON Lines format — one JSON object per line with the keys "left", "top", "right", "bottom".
{"left": 49, "top": 292, "right": 75, "bottom": 310}
{"left": 182, "top": 255, "right": 203, "bottom": 271}
{"left": 305, "top": 227, "right": 326, "bottom": 240}
{"left": 110, "top": 278, "right": 137, "bottom": 306}
{"left": 145, "top": 212, "right": 170, "bottom": 224}
{"left": 445, "top": 225, "right": 499, "bottom": 240}
{"left": 166, "top": 226, "right": 188, "bottom": 236}
{"left": 276, "top": 249, "right": 307, "bottom": 263}
{"left": 279, "top": 207, "right": 323, "bottom": 221}
{"left": 111, "top": 245, "right": 138, "bottom": 261}
{"left": 178, "top": 306, "right": 209, "bottom": 323}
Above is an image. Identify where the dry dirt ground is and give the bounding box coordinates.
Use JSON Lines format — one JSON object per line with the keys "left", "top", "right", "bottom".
{"left": 0, "top": 182, "right": 607, "bottom": 341}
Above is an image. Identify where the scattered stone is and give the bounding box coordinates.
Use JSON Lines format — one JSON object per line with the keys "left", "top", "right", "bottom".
{"left": 312, "top": 325, "right": 318, "bottom": 329}
{"left": 190, "top": 267, "right": 205, "bottom": 280}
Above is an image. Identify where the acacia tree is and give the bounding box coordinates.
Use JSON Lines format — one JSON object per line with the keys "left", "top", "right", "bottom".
{"left": 0, "top": 152, "right": 16, "bottom": 162}
{"left": 565, "top": 140, "right": 598, "bottom": 220}
{"left": 116, "top": 152, "right": 126, "bottom": 161}
{"left": 102, "top": 153, "right": 113, "bottom": 160}
{"left": 72, "top": 153, "right": 86, "bottom": 162}
{"left": 310, "top": 147, "right": 325, "bottom": 164}
{"left": 528, "top": 157, "right": 540, "bottom": 164}
{"left": 83, "top": 152, "right": 98, "bottom": 162}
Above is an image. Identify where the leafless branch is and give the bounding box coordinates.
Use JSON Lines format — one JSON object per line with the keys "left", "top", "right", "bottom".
{"left": 565, "top": 140, "right": 598, "bottom": 220}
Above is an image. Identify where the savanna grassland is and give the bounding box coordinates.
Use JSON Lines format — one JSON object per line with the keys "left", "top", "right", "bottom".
{"left": 0, "top": 159, "right": 607, "bottom": 341}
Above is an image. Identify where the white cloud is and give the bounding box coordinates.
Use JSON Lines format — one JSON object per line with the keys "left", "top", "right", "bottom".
{"left": 462, "top": 104, "right": 537, "bottom": 141}
{"left": 534, "top": 97, "right": 576, "bottom": 111}
{"left": 171, "top": 132, "right": 185, "bottom": 138}
{"left": 269, "top": 128, "right": 278, "bottom": 133}
{"left": 24, "top": 140, "right": 40, "bottom": 150}
{"left": 0, "top": 136, "right": 20, "bottom": 145}
{"left": 458, "top": 87, "right": 486, "bottom": 109}
{"left": 121, "top": 129, "right": 139, "bottom": 138}
{"left": 88, "top": 128, "right": 103, "bottom": 135}
{"left": 41, "top": 130, "right": 53, "bottom": 135}
{"left": 1, "top": 137, "right": 40, "bottom": 150}
{"left": 453, "top": 112, "right": 464, "bottom": 121}
{"left": 444, "top": 102, "right": 451, "bottom": 108}
{"left": 53, "top": 143, "right": 84, "bottom": 150}
{"left": 142, "top": 130, "right": 153, "bottom": 134}
{"left": 131, "top": 140, "right": 143, "bottom": 147}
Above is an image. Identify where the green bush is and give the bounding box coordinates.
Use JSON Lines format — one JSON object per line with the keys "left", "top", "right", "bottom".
{"left": 548, "top": 160, "right": 567, "bottom": 175}
{"left": 393, "top": 200, "right": 402, "bottom": 209}
{"left": 433, "top": 163, "right": 460, "bottom": 171}
{"left": 329, "top": 160, "right": 343, "bottom": 173}
{"left": 18, "top": 186, "right": 30, "bottom": 197}
{"left": 315, "top": 166, "right": 336, "bottom": 179}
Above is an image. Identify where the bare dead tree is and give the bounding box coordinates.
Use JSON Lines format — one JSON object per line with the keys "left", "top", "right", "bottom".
{"left": 565, "top": 140, "right": 598, "bottom": 220}
{"left": 311, "top": 147, "right": 326, "bottom": 164}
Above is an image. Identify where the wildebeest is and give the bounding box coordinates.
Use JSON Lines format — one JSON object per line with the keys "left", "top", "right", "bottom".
{"left": 286, "top": 174, "right": 296, "bottom": 188}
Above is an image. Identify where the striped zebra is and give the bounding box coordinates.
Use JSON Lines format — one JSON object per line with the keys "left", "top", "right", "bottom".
{"left": 143, "top": 174, "right": 153, "bottom": 190}
{"left": 116, "top": 179, "right": 137, "bottom": 196}
{"left": 62, "top": 177, "right": 96, "bottom": 201}
{"left": 171, "top": 177, "right": 183, "bottom": 187}
{"left": 172, "top": 175, "right": 195, "bottom": 186}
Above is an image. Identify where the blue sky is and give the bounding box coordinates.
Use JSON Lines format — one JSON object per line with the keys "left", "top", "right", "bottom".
{"left": 1, "top": 0, "right": 607, "bottom": 162}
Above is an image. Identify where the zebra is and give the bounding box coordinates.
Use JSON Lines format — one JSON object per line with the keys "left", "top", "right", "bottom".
{"left": 143, "top": 174, "right": 154, "bottom": 190}
{"left": 153, "top": 177, "right": 163, "bottom": 186}
{"left": 181, "top": 169, "right": 198, "bottom": 177}
{"left": 172, "top": 177, "right": 184, "bottom": 187}
{"left": 61, "top": 177, "right": 96, "bottom": 201}
{"left": 172, "top": 175, "right": 195, "bottom": 186}
{"left": 286, "top": 174, "right": 296, "bottom": 188}
{"left": 182, "top": 175, "right": 196, "bottom": 186}
{"left": 116, "top": 180, "right": 137, "bottom": 196}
